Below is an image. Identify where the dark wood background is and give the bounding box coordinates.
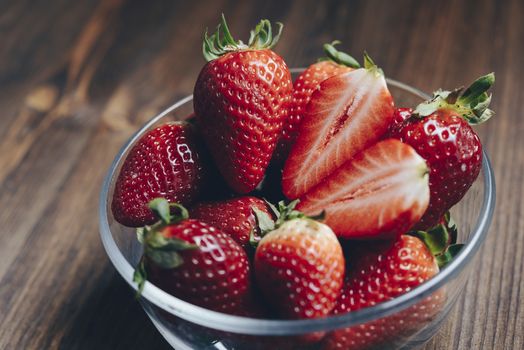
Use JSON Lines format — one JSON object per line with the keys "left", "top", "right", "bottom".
{"left": 0, "top": 0, "right": 522, "bottom": 349}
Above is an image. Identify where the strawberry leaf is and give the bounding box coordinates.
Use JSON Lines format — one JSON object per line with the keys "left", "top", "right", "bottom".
{"left": 136, "top": 227, "right": 145, "bottom": 243}
{"left": 263, "top": 199, "right": 280, "bottom": 219}
{"left": 322, "top": 41, "right": 360, "bottom": 68}
{"left": 363, "top": 51, "right": 384, "bottom": 77}
{"left": 411, "top": 225, "right": 450, "bottom": 256}
{"left": 203, "top": 14, "right": 283, "bottom": 62}
{"left": 443, "top": 211, "right": 458, "bottom": 244}
{"left": 133, "top": 258, "right": 147, "bottom": 296}
{"left": 148, "top": 198, "right": 189, "bottom": 225}
{"left": 413, "top": 73, "right": 495, "bottom": 124}
{"left": 249, "top": 228, "right": 260, "bottom": 248}
{"left": 149, "top": 198, "right": 171, "bottom": 224}
{"left": 145, "top": 247, "right": 185, "bottom": 269}
{"left": 252, "top": 206, "right": 275, "bottom": 236}
{"left": 436, "top": 244, "right": 464, "bottom": 268}
{"left": 459, "top": 73, "right": 495, "bottom": 104}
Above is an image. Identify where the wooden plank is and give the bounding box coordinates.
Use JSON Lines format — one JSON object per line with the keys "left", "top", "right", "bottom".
{"left": 0, "top": 0, "right": 522, "bottom": 349}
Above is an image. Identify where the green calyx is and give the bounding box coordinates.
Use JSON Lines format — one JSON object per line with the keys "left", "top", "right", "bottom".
{"left": 414, "top": 73, "right": 495, "bottom": 124}
{"left": 320, "top": 41, "right": 360, "bottom": 68}
{"left": 203, "top": 14, "right": 283, "bottom": 62}
{"left": 133, "top": 198, "right": 198, "bottom": 295}
{"left": 409, "top": 212, "right": 462, "bottom": 269}
{"left": 248, "top": 199, "right": 324, "bottom": 247}
{"left": 363, "top": 51, "right": 383, "bottom": 77}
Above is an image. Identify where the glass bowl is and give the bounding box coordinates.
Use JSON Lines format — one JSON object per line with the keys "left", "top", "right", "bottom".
{"left": 99, "top": 70, "right": 495, "bottom": 350}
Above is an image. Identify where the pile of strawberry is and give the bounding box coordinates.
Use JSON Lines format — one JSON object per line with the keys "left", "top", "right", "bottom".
{"left": 111, "top": 15, "right": 494, "bottom": 349}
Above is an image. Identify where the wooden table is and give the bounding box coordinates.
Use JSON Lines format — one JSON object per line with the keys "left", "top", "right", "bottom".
{"left": 1, "top": 0, "right": 522, "bottom": 349}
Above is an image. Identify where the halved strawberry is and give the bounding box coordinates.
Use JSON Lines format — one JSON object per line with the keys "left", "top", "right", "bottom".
{"left": 274, "top": 42, "right": 359, "bottom": 162}
{"left": 282, "top": 54, "right": 395, "bottom": 199}
{"left": 297, "top": 139, "right": 429, "bottom": 239}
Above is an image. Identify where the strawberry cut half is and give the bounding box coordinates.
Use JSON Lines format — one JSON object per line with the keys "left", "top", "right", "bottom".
{"left": 297, "top": 139, "right": 430, "bottom": 239}
{"left": 282, "top": 54, "right": 395, "bottom": 199}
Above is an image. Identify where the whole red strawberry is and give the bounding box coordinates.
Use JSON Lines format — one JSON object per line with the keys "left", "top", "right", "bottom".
{"left": 194, "top": 15, "right": 292, "bottom": 194}
{"left": 274, "top": 42, "right": 359, "bottom": 161}
{"left": 387, "top": 107, "right": 413, "bottom": 135}
{"left": 190, "top": 196, "right": 273, "bottom": 250}
{"left": 112, "top": 122, "right": 207, "bottom": 227}
{"left": 254, "top": 201, "right": 345, "bottom": 319}
{"left": 133, "top": 198, "right": 254, "bottom": 316}
{"left": 390, "top": 73, "right": 495, "bottom": 229}
{"left": 322, "top": 235, "right": 442, "bottom": 350}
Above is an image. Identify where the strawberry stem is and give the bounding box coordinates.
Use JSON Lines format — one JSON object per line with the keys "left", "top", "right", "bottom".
{"left": 203, "top": 14, "right": 283, "bottom": 62}
{"left": 133, "top": 199, "right": 198, "bottom": 296}
{"left": 148, "top": 198, "right": 189, "bottom": 224}
{"left": 322, "top": 41, "right": 360, "bottom": 68}
{"left": 251, "top": 199, "right": 323, "bottom": 246}
{"left": 409, "top": 212, "right": 462, "bottom": 268}
{"left": 414, "top": 73, "right": 495, "bottom": 124}
{"left": 436, "top": 244, "right": 464, "bottom": 267}
{"left": 411, "top": 226, "right": 450, "bottom": 257}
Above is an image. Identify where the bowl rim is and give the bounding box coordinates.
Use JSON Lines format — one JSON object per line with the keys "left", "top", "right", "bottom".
{"left": 99, "top": 72, "right": 496, "bottom": 335}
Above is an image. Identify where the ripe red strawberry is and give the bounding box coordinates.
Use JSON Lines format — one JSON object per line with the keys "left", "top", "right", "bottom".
{"left": 322, "top": 235, "right": 441, "bottom": 350}
{"left": 190, "top": 196, "right": 273, "bottom": 250}
{"left": 297, "top": 139, "right": 430, "bottom": 239}
{"left": 133, "top": 198, "right": 254, "bottom": 316}
{"left": 390, "top": 73, "right": 495, "bottom": 229}
{"left": 282, "top": 54, "right": 395, "bottom": 199}
{"left": 387, "top": 107, "right": 413, "bottom": 135}
{"left": 254, "top": 202, "right": 345, "bottom": 319}
{"left": 193, "top": 15, "right": 292, "bottom": 194}
{"left": 274, "top": 42, "right": 359, "bottom": 161}
{"left": 112, "top": 122, "right": 207, "bottom": 227}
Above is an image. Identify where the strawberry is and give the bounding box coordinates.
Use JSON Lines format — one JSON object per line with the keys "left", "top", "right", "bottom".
{"left": 274, "top": 42, "right": 359, "bottom": 161}
{"left": 297, "top": 139, "right": 430, "bottom": 239}
{"left": 322, "top": 235, "right": 442, "bottom": 350}
{"left": 112, "top": 122, "right": 207, "bottom": 227}
{"left": 193, "top": 15, "right": 292, "bottom": 194}
{"left": 282, "top": 53, "right": 395, "bottom": 199}
{"left": 322, "top": 292, "right": 445, "bottom": 350}
{"left": 254, "top": 201, "right": 345, "bottom": 319}
{"left": 387, "top": 107, "right": 413, "bottom": 135}
{"left": 190, "top": 196, "right": 273, "bottom": 250}
{"left": 390, "top": 73, "right": 495, "bottom": 229}
{"left": 133, "top": 198, "right": 253, "bottom": 316}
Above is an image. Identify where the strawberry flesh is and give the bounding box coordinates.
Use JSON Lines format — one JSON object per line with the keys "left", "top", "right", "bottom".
{"left": 282, "top": 67, "right": 395, "bottom": 199}
{"left": 275, "top": 60, "right": 352, "bottom": 162}
{"left": 297, "top": 139, "right": 430, "bottom": 239}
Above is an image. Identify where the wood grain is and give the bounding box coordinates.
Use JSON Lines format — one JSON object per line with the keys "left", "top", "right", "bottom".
{"left": 0, "top": 0, "right": 522, "bottom": 349}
